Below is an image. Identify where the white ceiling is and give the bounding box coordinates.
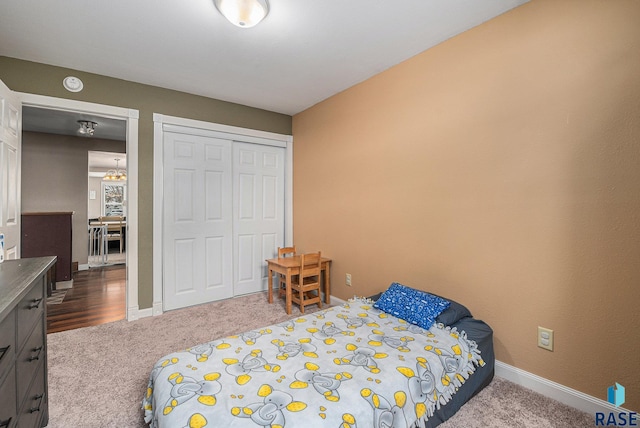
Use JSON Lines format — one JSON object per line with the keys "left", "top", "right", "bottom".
{"left": 1, "top": 0, "right": 527, "bottom": 116}
{"left": 88, "top": 151, "right": 126, "bottom": 172}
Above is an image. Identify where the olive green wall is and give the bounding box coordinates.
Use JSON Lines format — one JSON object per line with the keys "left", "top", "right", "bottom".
{"left": 0, "top": 56, "right": 292, "bottom": 308}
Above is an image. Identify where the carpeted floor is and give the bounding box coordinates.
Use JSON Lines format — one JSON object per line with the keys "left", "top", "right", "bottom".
{"left": 46, "top": 292, "right": 595, "bottom": 427}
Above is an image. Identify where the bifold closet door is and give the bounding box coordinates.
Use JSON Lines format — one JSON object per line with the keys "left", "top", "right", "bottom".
{"left": 163, "top": 132, "right": 233, "bottom": 311}
{"left": 233, "top": 142, "right": 285, "bottom": 296}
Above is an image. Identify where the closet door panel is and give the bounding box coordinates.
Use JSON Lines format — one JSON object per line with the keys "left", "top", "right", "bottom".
{"left": 233, "top": 142, "right": 285, "bottom": 296}
{"left": 163, "top": 132, "right": 233, "bottom": 310}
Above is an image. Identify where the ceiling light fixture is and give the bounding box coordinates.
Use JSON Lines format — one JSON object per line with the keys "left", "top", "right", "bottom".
{"left": 103, "top": 158, "right": 127, "bottom": 181}
{"left": 213, "top": 0, "right": 269, "bottom": 28}
{"left": 77, "top": 120, "right": 97, "bottom": 136}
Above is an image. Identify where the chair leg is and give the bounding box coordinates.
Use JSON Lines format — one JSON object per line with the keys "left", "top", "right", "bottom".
{"left": 279, "top": 275, "right": 286, "bottom": 299}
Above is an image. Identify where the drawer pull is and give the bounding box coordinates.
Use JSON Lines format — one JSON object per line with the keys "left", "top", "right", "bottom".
{"left": 0, "top": 418, "right": 12, "bottom": 428}
{"left": 29, "top": 394, "right": 44, "bottom": 413}
{"left": 0, "top": 345, "right": 10, "bottom": 362}
{"left": 29, "top": 298, "right": 43, "bottom": 309}
{"left": 29, "top": 346, "right": 44, "bottom": 362}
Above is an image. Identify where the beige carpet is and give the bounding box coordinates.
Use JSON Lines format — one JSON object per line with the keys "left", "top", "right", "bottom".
{"left": 46, "top": 292, "right": 594, "bottom": 427}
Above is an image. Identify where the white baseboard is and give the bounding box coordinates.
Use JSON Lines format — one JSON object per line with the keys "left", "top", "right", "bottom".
{"left": 78, "top": 264, "right": 89, "bottom": 271}
{"left": 152, "top": 302, "right": 163, "bottom": 316}
{"left": 126, "top": 305, "right": 153, "bottom": 321}
{"left": 330, "top": 295, "right": 347, "bottom": 306}
{"left": 495, "top": 360, "right": 631, "bottom": 416}
{"left": 55, "top": 280, "right": 74, "bottom": 290}
{"left": 137, "top": 307, "right": 154, "bottom": 319}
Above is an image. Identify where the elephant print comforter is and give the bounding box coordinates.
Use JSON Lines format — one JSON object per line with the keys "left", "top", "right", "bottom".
{"left": 143, "top": 298, "right": 485, "bottom": 428}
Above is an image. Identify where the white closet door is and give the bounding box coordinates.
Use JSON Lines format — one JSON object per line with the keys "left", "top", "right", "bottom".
{"left": 233, "top": 142, "right": 285, "bottom": 296}
{"left": 163, "top": 132, "right": 233, "bottom": 310}
{"left": 0, "top": 79, "right": 21, "bottom": 260}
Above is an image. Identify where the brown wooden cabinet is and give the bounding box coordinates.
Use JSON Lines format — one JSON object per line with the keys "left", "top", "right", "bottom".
{"left": 0, "top": 256, "right": 55, "bottom": 428}
{"left": 21, "top": 213, "right": 72, "bottom": 283}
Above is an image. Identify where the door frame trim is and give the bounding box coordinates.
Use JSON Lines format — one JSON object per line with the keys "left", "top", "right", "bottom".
{"left": 152, "top": 113, "right": 293, "bottom": 316}
{"left": 18, "top": 92, "right": 140, "bottom": 321}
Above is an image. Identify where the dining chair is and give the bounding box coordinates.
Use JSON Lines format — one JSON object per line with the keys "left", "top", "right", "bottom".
{"left": 290, "top": 251, "right": 322, "bottom": 314}
{"left": 99, "top": 216, "right": 124, "bottom": 253}
{"left": 277, "top": 246, "right": 296, "bottom": 299}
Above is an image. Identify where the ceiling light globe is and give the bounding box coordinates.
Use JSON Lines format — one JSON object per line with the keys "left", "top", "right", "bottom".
{"left": 214, "top": 0, "right": 269, "bottom": 28}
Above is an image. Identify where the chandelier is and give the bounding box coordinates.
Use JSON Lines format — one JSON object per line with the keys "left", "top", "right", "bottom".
{"left": 77, "top": 120, "right": 97, "bottom": 136}
{"left": 103, "top": 158, "right": 127, "bottom": 181}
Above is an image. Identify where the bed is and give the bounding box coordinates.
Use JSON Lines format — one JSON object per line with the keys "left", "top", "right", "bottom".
{"left": 143, "top": 283, "right": 494, "bottom": 428}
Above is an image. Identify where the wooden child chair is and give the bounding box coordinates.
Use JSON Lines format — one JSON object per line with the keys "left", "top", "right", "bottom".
{"left": 277, "top": 246, "right": 296, "bottom": 299}
{"left": 290, "top": 251, "right": 322, "bottom": 314}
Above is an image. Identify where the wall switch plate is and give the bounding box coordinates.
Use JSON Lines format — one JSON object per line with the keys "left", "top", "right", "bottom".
{"left": 538, "top": 326, "right": 554, "bottom": 351}
{"left": 346, "top": 273, "right": 352, "bottom": 286}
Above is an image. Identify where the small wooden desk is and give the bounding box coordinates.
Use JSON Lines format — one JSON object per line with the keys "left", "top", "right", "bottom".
{"left": 266, "top": 256, "right": 332, "bottom": 314}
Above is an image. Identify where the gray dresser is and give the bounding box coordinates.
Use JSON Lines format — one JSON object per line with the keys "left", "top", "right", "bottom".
{"left": 0, "top": 257, "right": 56, "bottom": 428}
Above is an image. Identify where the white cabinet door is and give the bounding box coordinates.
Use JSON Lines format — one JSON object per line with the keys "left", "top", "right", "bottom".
{"left": 0, "top": 79, "right": 21, "bottom": 261}
{"left": 233, "top": 142, "right": 285, "bottom": 296}
{"left": 163, "top": 132, "right": 233, "bottom": 310}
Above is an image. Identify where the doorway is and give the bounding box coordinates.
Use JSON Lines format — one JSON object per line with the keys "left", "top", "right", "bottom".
{"left": 88, "top": 151, "right": 128, "bottom": 268}
{"left": 19, "top": 92, "right": 140, "bottom": 323}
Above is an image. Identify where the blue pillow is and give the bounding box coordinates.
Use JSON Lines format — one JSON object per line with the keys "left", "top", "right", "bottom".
{"left": 373, "top": 283, "right": 450, "bottom": 330}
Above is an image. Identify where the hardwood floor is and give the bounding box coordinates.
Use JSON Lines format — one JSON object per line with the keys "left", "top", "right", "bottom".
{"left": 47, "top": 264, "right": 126, "bottom": 334}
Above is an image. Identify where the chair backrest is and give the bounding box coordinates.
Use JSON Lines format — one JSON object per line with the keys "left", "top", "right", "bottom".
{"left": 278, "top": 246, "right": 296, "bottom": 258}
{"left": 99, "top": 216, "right": 123, "bottom": 224}
{"left": 100, "top": 216, "right": 124, "bottom": 233}
{"left": 299, "top": 251, "right": 321, "bottom": 282}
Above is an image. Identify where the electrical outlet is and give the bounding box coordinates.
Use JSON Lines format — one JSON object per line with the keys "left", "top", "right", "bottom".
{"left": 538, "top": 326, "right": 554, "bottom": 351}
{"left": 346, "top": 273, "right": 352, "bottom": 286}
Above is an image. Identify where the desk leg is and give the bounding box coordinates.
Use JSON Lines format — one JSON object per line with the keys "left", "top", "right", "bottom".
{"left": 324, "top": 262, "right": 331, "bottom": 304}
{"left": 268, "top": 266, "right": 274, "bottom": 304}
{"left": 285, "top": 271, "right": 292, "bottom": 315}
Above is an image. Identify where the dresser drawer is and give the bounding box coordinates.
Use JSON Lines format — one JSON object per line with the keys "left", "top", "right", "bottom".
{"left": 0, "top": 367, "right": 17, "bottom": 428}
{"left": 16, "top": 361, "right": 46, "bottom": 428}
{"left": 0, "top": 311, "right": 16, "bottom": 382}
{"left": 16, "top": 322, "right": 44, "bottom": 407}
{"left": 16, "top": 282, "right": 44, "bottom": 350}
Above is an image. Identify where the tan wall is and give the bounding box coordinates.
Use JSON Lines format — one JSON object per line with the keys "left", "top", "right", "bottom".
{"left": 292, "top": 0, "right": 640, "bottom": 411}
{"left": 0, "top": 57, "right": 292, "bottom": 308}
{"left": 21, "top": 132, "right": 126, "bottom": 265}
